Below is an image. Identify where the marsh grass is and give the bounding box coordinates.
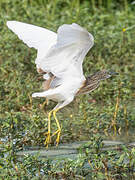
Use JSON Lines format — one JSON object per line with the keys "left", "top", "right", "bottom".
{"left": 0, "top": 0, "right": 135, "bottom": 179}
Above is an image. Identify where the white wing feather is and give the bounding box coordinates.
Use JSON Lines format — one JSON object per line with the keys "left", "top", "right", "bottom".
{"left": 7, "top": 21, "right": 57, "bottom": 62}
{"left": 7, "top": 21, "right": 94, "bottom": 79}
{"left": 38, "top": 23, "right": 94, "bottom": 78}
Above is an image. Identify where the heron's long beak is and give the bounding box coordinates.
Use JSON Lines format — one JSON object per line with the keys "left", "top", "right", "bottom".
{"left": 109, "top": 71, "right": 119, "bottom": 76}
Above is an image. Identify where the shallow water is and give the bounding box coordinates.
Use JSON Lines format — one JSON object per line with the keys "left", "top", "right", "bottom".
{"left": 15, "top": 139, "right": 135, "bottom": 159}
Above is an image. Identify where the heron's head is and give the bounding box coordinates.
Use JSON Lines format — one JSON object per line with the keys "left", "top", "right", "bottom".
{"left": 77, "top": 70, "right": 118, "bottom": 95}
{"left": 85, "top": 69, "right": 118, "bottom": 85}
{"left": 95, "top": 69, "right": 118, "bottom": 81}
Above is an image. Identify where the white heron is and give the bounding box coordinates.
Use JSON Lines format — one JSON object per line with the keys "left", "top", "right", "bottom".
{"left": 7, "top": 21, "right": 117, "bottom": 146}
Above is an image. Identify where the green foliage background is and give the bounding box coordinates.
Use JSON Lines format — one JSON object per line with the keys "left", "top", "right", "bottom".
{"left": 0, "top": 0, "right": 135, "bottom": 179}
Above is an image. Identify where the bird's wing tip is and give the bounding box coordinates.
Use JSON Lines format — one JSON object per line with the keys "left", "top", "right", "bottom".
{"left": 6, "top": 21, "right": 10, "bottom": 27}
{"left": 7, "top": 20, "right": 14, "bottom": 27}
{"left": 7, "top": 20, "right": 20, "bottom": 27}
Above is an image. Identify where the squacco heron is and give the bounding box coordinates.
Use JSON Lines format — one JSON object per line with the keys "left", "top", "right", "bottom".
{"left": 7, "top": 21, "right": 117, "bottom": 146}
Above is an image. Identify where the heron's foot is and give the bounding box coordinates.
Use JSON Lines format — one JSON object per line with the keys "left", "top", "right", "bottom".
{"left": 44, "top": 132, "right": 51, "bottom": 147}
{"left": 52, "top": 129, "right": 61, "bottom": 146}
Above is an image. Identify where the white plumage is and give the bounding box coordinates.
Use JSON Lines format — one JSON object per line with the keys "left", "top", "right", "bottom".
{"left": 7, "top": 21, "right": 94, "bottom": 146}
{"left": 7, "top": 21, "right": 57, "bottom": 61}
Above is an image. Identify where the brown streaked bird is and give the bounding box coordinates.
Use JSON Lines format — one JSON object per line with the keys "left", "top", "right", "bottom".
{"left": 77, "top": 70, "right": 118, "bottom": 95}
{"left": 7, "top": 21, "right": 117, "bottom": 147}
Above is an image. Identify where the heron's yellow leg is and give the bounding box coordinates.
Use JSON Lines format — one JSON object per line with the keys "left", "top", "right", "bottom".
{"left": 45, "top": 99, "right": 49, "bottom": 105}
{"left": 42, "top": 99, "right": 49, "bottom": 109}
{"left": 44, "top": 110, "right": 53, "bottom": 147}
{"left": 52, "top": 109, "right": 61, "bottom": 146}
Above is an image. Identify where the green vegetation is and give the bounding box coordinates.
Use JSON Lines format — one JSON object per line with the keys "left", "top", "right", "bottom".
{"left": 0, "top": 0, "right": 135, "bottom": 179}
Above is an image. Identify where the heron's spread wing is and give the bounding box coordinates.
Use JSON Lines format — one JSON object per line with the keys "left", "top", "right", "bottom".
{"left": 38, "top": 23, "right": 94, "bottom": 78}
{"left": 7, "top": 21, "right": 57, "bottom": 61}
{"left": 7, "top": 21, "right": 94, "bottom": 82}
